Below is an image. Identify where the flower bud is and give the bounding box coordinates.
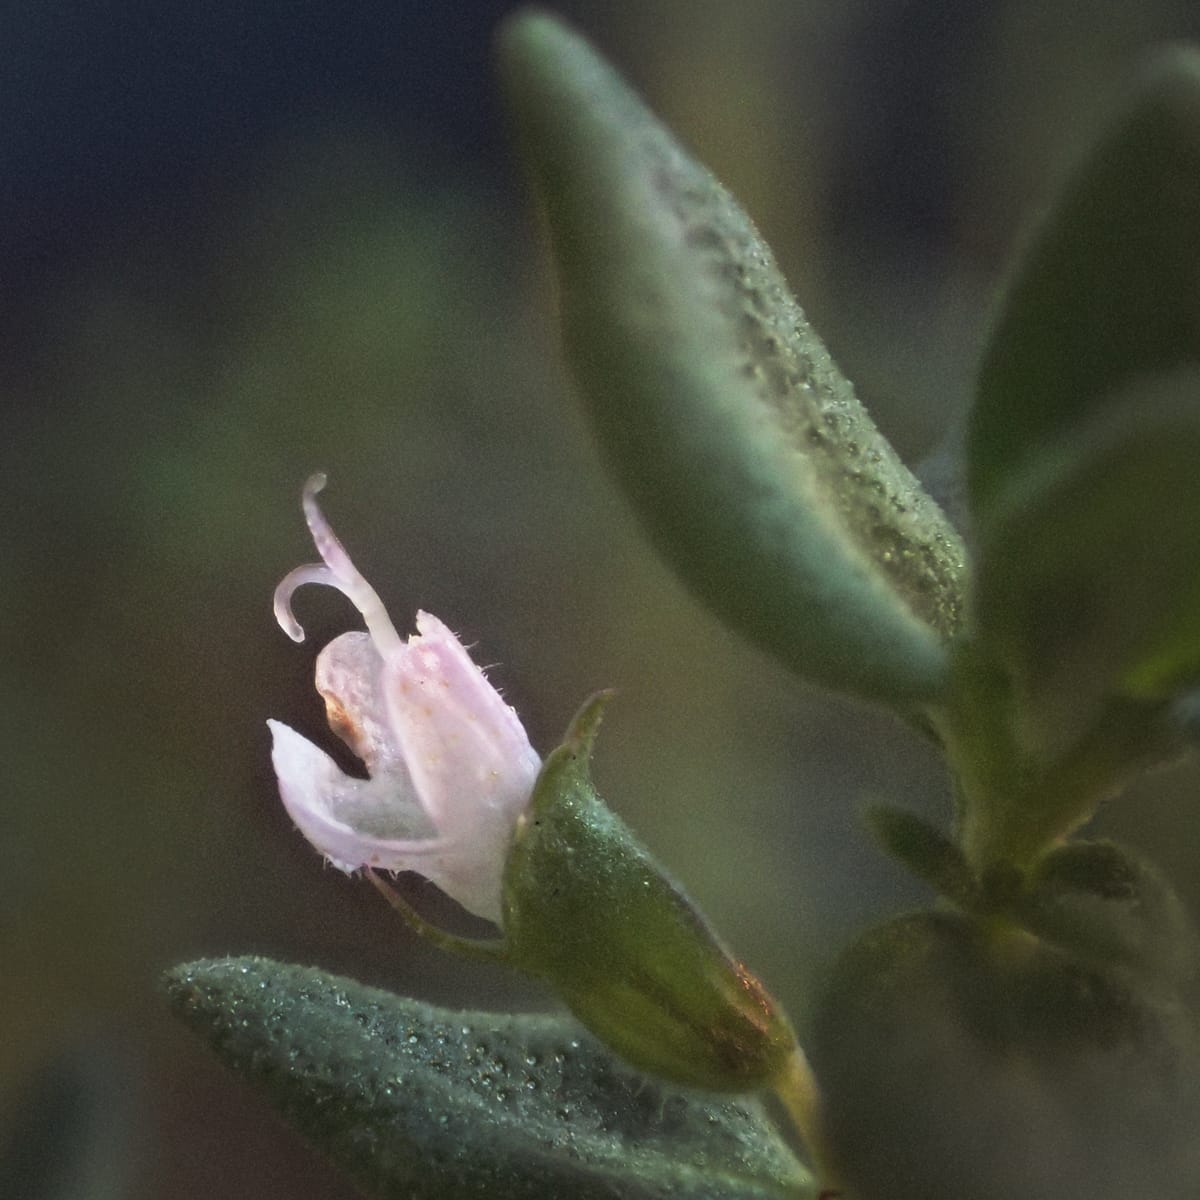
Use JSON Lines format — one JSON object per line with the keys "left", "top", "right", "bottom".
{"left": 501, "top": 693, "right": 798, "bottom": 1093}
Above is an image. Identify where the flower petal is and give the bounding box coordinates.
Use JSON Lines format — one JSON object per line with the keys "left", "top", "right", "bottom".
{"left": 267, "top": 719, "right": 439, "bottom": 871}
{"left": 314, "top": 631, "right": 408, "bottom": 780}
{"left": 385, "top": 611, "right": 542, "bottom": 837}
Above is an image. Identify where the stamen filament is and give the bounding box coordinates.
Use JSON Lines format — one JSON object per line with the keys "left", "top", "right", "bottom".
{"left": 274, "top": 563, "right": 336, "bottom": 642}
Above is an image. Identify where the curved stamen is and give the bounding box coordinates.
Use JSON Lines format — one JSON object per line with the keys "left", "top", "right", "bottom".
{"left": 274, "top": 563, "right": 337, "bottom": 642}
{"left": 299, "top": 473, "right": 404, "bottom": 655}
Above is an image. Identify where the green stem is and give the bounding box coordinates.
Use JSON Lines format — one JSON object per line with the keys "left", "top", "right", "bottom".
{"left": 771, "top": 1046, "right": 843, "bottom": 1196}
{"left": 934, "top": 643, "right": 1030, "bottom": 872}
{"left": 936, "top": 643, "right": 1174, "bottom": 875}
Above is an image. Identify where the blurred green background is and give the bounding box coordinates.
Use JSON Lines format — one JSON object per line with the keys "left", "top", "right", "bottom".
{"left": 5, "top": 2, "right": 1200, "bottom": 1196}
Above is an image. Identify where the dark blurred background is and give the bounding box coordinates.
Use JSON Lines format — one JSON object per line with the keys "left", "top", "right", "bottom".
{"left": 5, "top": 2, "right": 1200, "bottom": 1196}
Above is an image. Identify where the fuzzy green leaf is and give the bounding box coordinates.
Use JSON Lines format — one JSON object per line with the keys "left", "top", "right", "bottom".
{"left": 498, "top": 12, "right": 965, "bottom": 708}
{"left": 970, "top": 48, "right": 1200, "bottom": 517}
{"left": 163, "top": 957, "right": 813, "bottom": 1200}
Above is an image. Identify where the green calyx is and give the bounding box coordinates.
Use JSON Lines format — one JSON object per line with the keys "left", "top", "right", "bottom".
{"left": 501, "top": 693, "right": 798, "bottom": 1094}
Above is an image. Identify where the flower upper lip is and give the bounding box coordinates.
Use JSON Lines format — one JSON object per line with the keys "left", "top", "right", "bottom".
{"left": 268, "top": 474, "right": 541, "bottom": 924}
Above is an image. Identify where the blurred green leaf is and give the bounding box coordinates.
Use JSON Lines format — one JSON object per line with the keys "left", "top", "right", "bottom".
{"left": 0, "top": 1042, "right": 142, "bottom": 1200}
{"left": 864, "top": 805, "right": 976, "bottom": 909}
{"left": 811, "top": 910, "right": 1200, "bottom": 1200}
{"left": 975, "top": 368, "right": 1200, "bottom": 750}
{"left": 164, "top": 957, "right": 813, "bottom": 1200}
{"left": 1009, "top": 840, "right": 1200, "bottom": 987}
{"left": 499, "top": 12, "right": 965, "bottom": 709}
{"left": 970, "top": 47, "right": 1200, "bottom": 516}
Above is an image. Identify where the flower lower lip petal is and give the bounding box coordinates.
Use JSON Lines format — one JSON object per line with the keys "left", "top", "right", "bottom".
{"left": 268, "top": 720, "right": 441, "bottom": 869}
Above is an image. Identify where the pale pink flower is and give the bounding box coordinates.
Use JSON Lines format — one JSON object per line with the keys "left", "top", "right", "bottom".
{"left": 267, "top": 474, "right": 542, "bottom": 925}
